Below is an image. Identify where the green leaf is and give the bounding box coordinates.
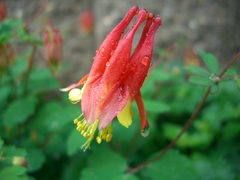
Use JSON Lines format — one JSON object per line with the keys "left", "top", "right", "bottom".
{"left": 9, "top": 55, "right": 28, "bottom": 79}
{"left": 3, "top": 96, "right": 38, "bottom": 128}
{"left": 188, "top": 75, "right": 214, "bottom": 86}
{"left": 162, "top": 122, "right": 213, "bottom": 148}
{"left": 26, "top": 148, "right": 46, "bottom": 172}
{"left": 234, "top": 76, "right": 240, "bottom": 90}
{"left": 33, "top": 101, "right": 79, "bottom": 132}
{"left": 192, "top": 153, "right": 236, "bottom": 180}
{"left": 199, "top": 51, "right": 219, "bottom": 73}
{"left": 0, "top": 138, "right": 4, "bottom": 149}
{"left": 146, "top": 149, "right": 197, "bottom": 180}
{"left": 144, "top": 100, "right": 170, "bottom": 114}
{"left": 0, "top": 166, "right": 27, "bottom": 180}
{"left": 67, "top": 129, "right": 86, "bottom": 156}
{"left": 0, "top": 85, "right": 12, "bottom": 110}
{"left": 184, "top": 66, "right": 210, "bottom": 76}
{"left": 1, "top": 146, "right": 26, "bottom": 157}
{"left": 81, "top": 146, "right": 128, "bottom": 180}
{"left": 17, "top": 26, "right": 43, "bottom": 44}
{"left": 28, "top": 68, "right": 60, "bottom": 92}
{"left": 0, "top": 19, "right": 22, "bottom": 43}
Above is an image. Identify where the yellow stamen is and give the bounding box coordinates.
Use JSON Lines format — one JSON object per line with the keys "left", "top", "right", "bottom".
{"left": 74, "top": 114, "right": 113, "bottom": 151}
{"left": 68, "top": 88, "right": 82, "bottom": 104}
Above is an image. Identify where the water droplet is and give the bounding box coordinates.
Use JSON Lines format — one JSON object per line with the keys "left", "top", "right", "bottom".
{"left": 118, "top": 94, "right": 123, "bottom": 102}
{"left": 142, "top": 56, "right": 150, "bottom": 66}
{"left": 101, "top": 47, "right": 105, "bottom": 52}
{"left": 106, "top": 62, "right": 111, "bottom": 67}
{"left": 115, "top": 110, "right": 120, "bottom": 114}
{"left": 135, "top": 72, "right": 140, "bottom": 78}
{"left": 131, "top": 90, "right": 136, "bottom": 97}
{"left": 141, "top": 127, "right": 149, "bottom": 137}
{"left": 103, "top": 104, "right": 109, "bottom": 109}
{"left": 100, "top": 94, "right": 105, "bottom": 99}
{"left": 110, "top": 51, "right": 114, "bottom": 56}
{"left": 110, "top": 39, "right": 114, "bottom": 43}
{"left": 130, "top": 63, "right": 137, "bottom": 70}
{"left": 145, "top": 40, "right": 150, "bottom": 45}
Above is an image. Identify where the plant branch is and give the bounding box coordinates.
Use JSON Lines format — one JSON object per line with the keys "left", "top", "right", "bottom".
{"left": 128, "top": 51, "right": 240, "bottom": 174}
{"left": 128, "top": 87, "right": 211, "bottom": 173}
{"left": 22, "top": 44, "right": 37, "bottom": 95}
{"left": 219, "top": 51, "right": 240, "bottom": 78}
{"left": 24, "top": 0, "right": 49, "bottom": 29}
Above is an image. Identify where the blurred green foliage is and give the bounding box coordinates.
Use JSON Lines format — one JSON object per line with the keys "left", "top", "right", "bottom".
{"left": 1, "top": 13, "right": 240, "bottom": 180}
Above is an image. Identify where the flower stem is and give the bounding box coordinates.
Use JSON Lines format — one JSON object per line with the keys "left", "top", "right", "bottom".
{"left": 128, "top": 51, "right": 240, "bottom": 174}
{"left": 23, "top": 44, "right": 37, "bottom": 95}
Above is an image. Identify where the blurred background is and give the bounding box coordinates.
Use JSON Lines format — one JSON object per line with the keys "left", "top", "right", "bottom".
{"left": 6, "top": 0, "right": 240, "bottom": 83}
{"left": 1, "top": 0, "right": 240, "bottom": 180}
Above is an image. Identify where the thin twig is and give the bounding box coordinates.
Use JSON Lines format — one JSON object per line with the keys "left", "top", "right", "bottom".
{"left": 128, "top": 87, "right": 211, "bottom": 173}
{"left": 128, "top": 51, "right": 240, "bottom": 174}
{"left": 219, "top": 52, "right": 240, "bottom": 78}
{"left": 24, "top": 0, "right": 49, "bottom": 29}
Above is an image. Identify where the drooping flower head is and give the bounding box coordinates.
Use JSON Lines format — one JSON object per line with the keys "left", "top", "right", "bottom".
{"left": 43, "top": 27, "right": 63, "bottom": 67}
{"left": 0, "top": 0, "right": 7, "bottom": 23}
{"left": 62, "top": 6, "right": 162, "bottom": 150}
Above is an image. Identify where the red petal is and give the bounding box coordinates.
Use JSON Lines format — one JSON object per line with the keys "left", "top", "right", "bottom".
{"left": 81, "top": 6, "right": 139, "bottom": 125}
{"left": 88, "top": 6, "right": 139, "bottom": 83}
{"left": 135, "top": 91, "right": 149, "bottom": 131}
{"left": 123, "top": 16, "right": 162, "bottom": 98}
{"left": 100, "top": 9, "right": 148, "bottom": 88}
{"left": 99, "top": 83, "right": 130, "bottom": 129}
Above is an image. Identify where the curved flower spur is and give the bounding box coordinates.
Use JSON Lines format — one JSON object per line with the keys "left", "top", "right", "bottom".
{"left": 61, "top": 6, "right": 162, "bottom": 150}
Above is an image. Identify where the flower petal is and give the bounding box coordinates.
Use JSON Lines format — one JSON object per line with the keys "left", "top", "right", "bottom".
{"left": 99, "top": 83, "right": 130, "bottom": 129}
{"left": 134, "top": 91, "right": 149, "bottom": 131}
{"left": 122, "top": 16, "right": 162, "bottom": 98}
{"left": 116, "top": 99, "right": 133, "bottom": 128}
{"left": 81, "top": 6, "right": 139, "bottom": 125}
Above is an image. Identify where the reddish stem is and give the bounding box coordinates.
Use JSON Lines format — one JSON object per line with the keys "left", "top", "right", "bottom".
{"left": 128, "top": 51, "right": 240, "bottom": 173}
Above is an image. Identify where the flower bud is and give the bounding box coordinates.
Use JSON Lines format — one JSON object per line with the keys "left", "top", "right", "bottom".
{"left": 43, "top": 27, "right": 63, "bottom": 67}
{"left": 12, "top": 157, "right": 28, "bottom": 167}
{"left": 79, "top": 11, "right": 94, "bottom": 35}
{"left": 0, "top": 0, "right": 7, "bottom": 22}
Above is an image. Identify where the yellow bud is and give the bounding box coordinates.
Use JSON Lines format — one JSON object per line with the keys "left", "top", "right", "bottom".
{"left": 68, "top": 88, "right": 82, "bottom": 103}
{"left": 96, "top": 136, "right": 102, "bottom": 144}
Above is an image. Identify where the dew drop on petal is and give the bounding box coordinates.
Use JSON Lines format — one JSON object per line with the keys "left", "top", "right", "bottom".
{"left": 106, "top": 62, "right": 111, "bottom": 67}
{"left": 130, "top": 63, "right": 137, "bottom": 70}
{"left": 141, "top": 56, "right": 150, "bottom": 66}
{"left": 100, "top": 94, "right": 105, "bottom": 99}
{"left": 118, "top": 94, "right": 123, "bottom": 102}
{"left": 131, "top": 90, "right": 136, "bottom": 97}
{"left": 110, "top": 51, "right": 114, "bottom": 56}
{"left": 101, "top": 47, "right": 105, "bottom": 53}
{"left": 141, "top": 127, "right": 149, "bottom": 137}
{"left": 145, "top": 40, "right": 150, "bottom": 45}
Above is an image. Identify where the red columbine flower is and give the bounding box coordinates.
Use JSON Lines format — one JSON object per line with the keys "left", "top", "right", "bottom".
{"left": 62, "top": 6, "right": 161, "bottom": 150}
{"left": 0, "top": 0, "right": 7, "bottom": 23}
{"left": 79, "top": 10, "right": 94, "bottom": 35}
{"left": 43, "top": 27, "right": 63, "bottom": 67}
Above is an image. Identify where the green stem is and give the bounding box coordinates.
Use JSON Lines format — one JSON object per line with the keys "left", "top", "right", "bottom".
{"left": 23, "top": 44, "right": 37, "bottom": 95}
{"left": 128, "top": 51, "right": 240, "bottom": 174}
